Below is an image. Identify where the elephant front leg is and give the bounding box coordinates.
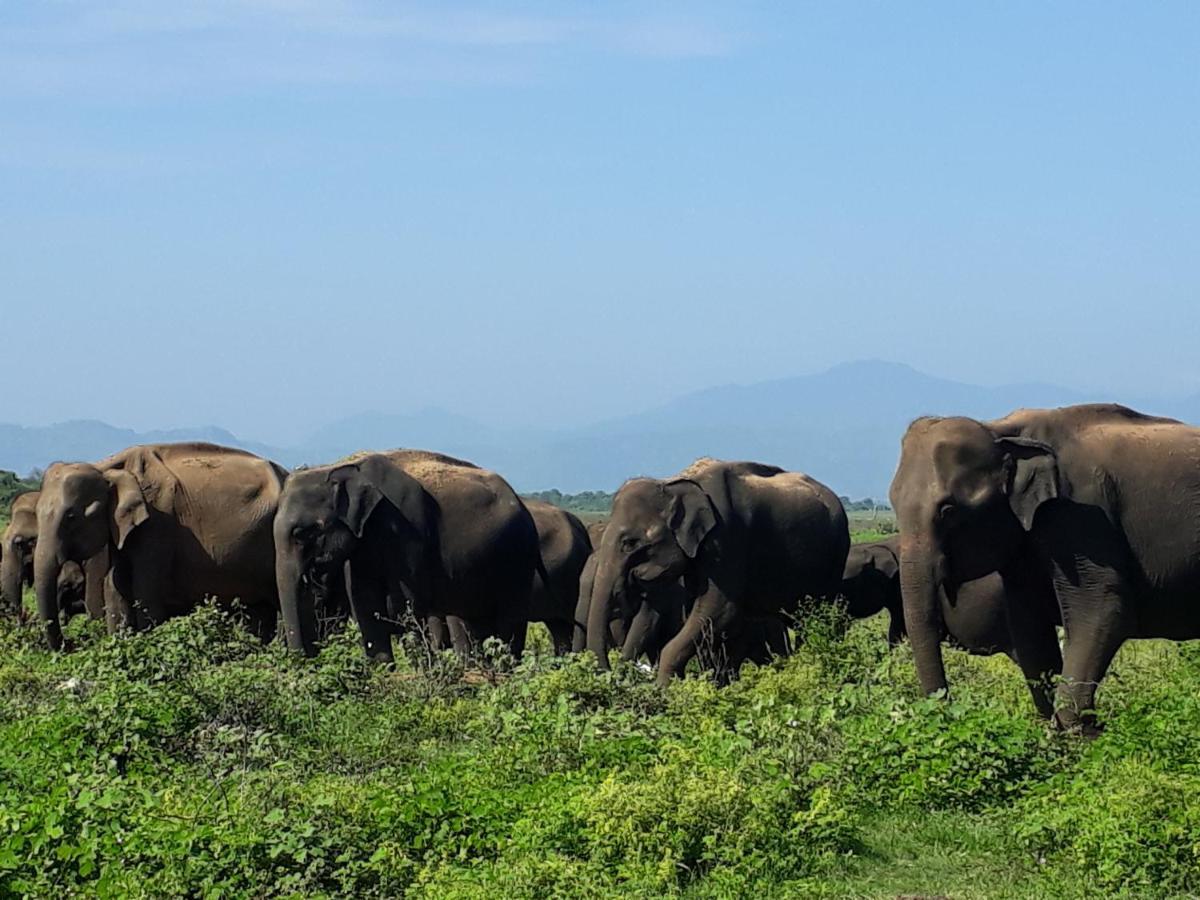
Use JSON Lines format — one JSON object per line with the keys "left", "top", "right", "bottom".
{"left": 655, "top": 583, "right": 737, "bottom": 687}
{"left": 106, "top": 560, "right": 137, "bottom": 634}
{"left": 347, "top": 560, "right": 394, "bottom": 664}
{"left": 83, "top": 551, "right": 109, "bottom": 621}
{"left": 1001, "top": 565, "right": 1063, "bottom": 719}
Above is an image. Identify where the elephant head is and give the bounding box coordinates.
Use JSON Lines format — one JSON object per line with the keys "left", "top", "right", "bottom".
{"left": 889, "top": 416, "right": 1060, "bottom": 695}
{"left": 274, "top": 456, "right": 433, "bottom": 657}
{"left": 1, "top": 491, "right": 40, "bottom": 616}
{"left": 585, "top": 477, "right": 717, "bottom": 669}
{"left": 34, "top": 463, "right": 149, "bottom": 649}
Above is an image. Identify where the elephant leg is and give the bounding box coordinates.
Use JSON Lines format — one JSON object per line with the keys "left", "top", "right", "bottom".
{"left": 245, "top": 602, "right": 278, "bottom": 644}
{"left": 1001, "top": 568, "right": 1063, "bottom": 719}
{"left": 83, "top": 553, "right": 108, "bottom": 621}
{"left": 608, "top": 616, "right": 628, "bottom": 650}
{"left": 126, "top": 541, "right": 173, "bottom": 631}
{"left": 547, "top": 621, "right": 573, "bottom": 656}
{"left": 1056, "top": 607, "right": 1126, "bottom": 734}
{"left": 348, "top": 561, "right": 394, "bottom": 663}
{"left": 106, "top": 565, "right": 134, "bottom": 634}
{"left": 491, "top": 611, "right": 527, "bottom": 659}
{"left": 655, "top": 584, "right": 736, "bottom": 687}
{"left": 885, "top": 602, "right": 906, "bottom": 646}
{"left": 424, "top": 614, "right": 450, "bottom": 651}
{"left": 446, "top": 615, "right": 474, "bottom": 658}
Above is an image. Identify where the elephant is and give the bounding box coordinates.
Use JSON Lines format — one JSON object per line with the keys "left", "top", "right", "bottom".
{"left": 842, "top": 536, "right": 1062, "bottom": 667}
{"left": 841, "top": 538, "right": 905, "bottom": 645}
{"left": 889, "top": 402, "right": 1199, "bottom": 731}
{"left": 586, "top": 458, "right": 850, "bottom": 686}
{"left": 523, "top": 499, "right": 593, "bottom": 655}
{"left": 274, "top": 450, "right": 540, "bottom": 663}
{"left": 3, "top": 491, "right": 106, "bottom": 624}
{"left": 34, "top": 443, "right": 288, "bottom": 650}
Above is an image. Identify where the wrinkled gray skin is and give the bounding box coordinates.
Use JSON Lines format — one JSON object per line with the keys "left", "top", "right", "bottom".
{"left": 34, "top": 443, "right": 287, "bottom": 651}
{"left": 842, "top": 536, "right": 1061, "bottom": 668}
{"left": 587, "top": 459, "right": 849, "bottom": 686}
{"left": 3, "top": 491, "right": 106, "bottom": 625}
{"left": 890, "top": 403, "right": 1195, "bottom": 731}
{"left": 524, "top": 500, "right": 592, "bottom": 655}
{"left": 275, "top": 450, "right": 538, "bottom": 663}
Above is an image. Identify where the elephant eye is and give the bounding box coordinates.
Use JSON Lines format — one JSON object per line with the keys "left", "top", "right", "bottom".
{"left": 937, "top": 503, "right": 957, "bottom": 526}
{"left": 620, "top": 536, "right": 640, "bottom": 553}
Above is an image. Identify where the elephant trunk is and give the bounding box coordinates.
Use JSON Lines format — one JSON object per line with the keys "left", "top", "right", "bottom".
{"left": 276, "top": 551, "right": 318, "bottom": 656}
{"left": 585, "top": 555, "right": 624, "bottom": 670}
{"left": 898, "top": 537, "right": 948, "bottom": 696}
{"left": 33, "top": 540, "right": 65, "bottom": 651}
{"left": 0, "top": 546, "right": 22, "bottom": 617}
{"left": 571, "top": 558, "right": 597, "bottom": 653}
{"left": 620, "top": 600, "right": 660, "bottom": 663}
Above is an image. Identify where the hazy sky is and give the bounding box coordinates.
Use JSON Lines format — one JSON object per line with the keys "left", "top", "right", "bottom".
{"left": 2, "top": 2, "right": 1197, "bottom": 444}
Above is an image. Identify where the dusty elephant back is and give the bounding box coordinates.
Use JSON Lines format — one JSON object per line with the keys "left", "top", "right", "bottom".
{"left": 102, "top": 443, "right": 286, "bottom": 587}
{"left": 376, "top": 449, "right": 538, "bottom": 582}
{"left": 525, "top": 499, "right": 592, "bottom": 569}
{"left": 5, "top": 491, "right": 40, "bottom": 541}
{"left": 103, "top": 443, "right": 286, "bottom": 524}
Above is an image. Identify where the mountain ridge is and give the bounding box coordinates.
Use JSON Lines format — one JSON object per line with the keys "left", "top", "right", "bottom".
{"left": 2, "top": 361, "right": 1196, "bottom": 497}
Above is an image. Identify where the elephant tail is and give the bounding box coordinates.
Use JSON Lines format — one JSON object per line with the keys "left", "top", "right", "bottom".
{"left": 534, "top": 552, "right": 555, "bottom": 606}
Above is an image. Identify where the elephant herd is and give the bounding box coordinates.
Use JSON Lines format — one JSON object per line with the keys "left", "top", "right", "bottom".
{"left": 3, "top": 401, "right": 1200, "bottom": 732}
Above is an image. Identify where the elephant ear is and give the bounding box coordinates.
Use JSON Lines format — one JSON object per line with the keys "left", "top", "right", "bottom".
{"left": 997, "top": 436, "right": 1060, "bottom": 531}
{"left": 330, "top": 455, "right": 428, "bottom": 538}
{"left": 869, "top": 544, "right": 900, "bottom": 581}
{"left": 104, "top": 469, "right": 150, "bottom": 549}
{"left": 328, "top": 464, "right": 384, "bottom": 538}
{"left": 663, "top": 479, "right": 717, "bottom": 559}
{"left": 116, "top": 448, "right": 178, "bottom": 513}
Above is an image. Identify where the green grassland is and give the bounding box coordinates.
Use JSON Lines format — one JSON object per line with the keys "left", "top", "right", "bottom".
{"left": 2, "top": 595, "right": 1199, "bottom": 898}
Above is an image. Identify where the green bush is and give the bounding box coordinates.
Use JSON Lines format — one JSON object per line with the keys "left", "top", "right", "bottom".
{"left": 1, "top": 604, "right": 1198, "bottom": 897}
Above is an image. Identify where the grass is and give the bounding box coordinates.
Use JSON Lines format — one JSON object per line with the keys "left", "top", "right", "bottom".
{"left": 2, "top": 592, "right": 1199, "bottom": 898}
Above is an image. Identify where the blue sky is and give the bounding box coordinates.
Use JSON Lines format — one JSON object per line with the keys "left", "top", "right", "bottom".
{"left": 2, "top": 2, "right": 1197, "bottom": 444}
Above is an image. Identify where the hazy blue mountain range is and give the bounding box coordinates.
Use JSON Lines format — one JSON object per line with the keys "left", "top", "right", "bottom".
{"left": 3, "top": 361, "right": 1197, "bottom": 498}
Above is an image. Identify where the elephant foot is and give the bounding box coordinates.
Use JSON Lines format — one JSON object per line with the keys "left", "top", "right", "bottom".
{"left": 1053, "top": 711, "right": 1105, "bottom": 739}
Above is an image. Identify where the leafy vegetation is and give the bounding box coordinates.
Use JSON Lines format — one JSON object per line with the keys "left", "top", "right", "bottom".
{"left": 0, "top": 469, "right": 39, "bottom": 526}
{"left": 1, "top": 601, "right": 1198, "bottom": 897}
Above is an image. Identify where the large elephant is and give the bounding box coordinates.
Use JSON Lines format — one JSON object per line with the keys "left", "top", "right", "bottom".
{"left": 842, "top": 536, "right": 1062, "bottom": 671}
{"left": 889, "top": 403, "right": 1197, "bottom": 730}
{"left": 2, "top": 491, "right": 102, "bottom": 623}
{"left": 274, "top": 450, "right": 539, "bottom": 662}
{"left": 524, "top": 500, "right": 593, "bottom": 655}
{"left": 34, "top": 443, "right": 287, "bottom": 650}
{"left": 586, "top": 458, "right": 849, "bottom": 686}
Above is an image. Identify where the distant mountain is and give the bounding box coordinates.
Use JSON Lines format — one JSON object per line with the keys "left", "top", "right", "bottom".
{"left": 0, "top": 420, "right": 282, "bottom": 477}
{"left": 1, "top": 362, "right": 1195, "bottom": 498}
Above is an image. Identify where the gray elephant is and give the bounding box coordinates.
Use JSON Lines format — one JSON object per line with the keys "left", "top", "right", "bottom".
{"left": 274, "top": 450, "right": 539, "bottom": 662}
{"left": 586, "top": 458, "right": 849, "bottom": 686}
{"left": 34, "top": 443, "right": 288, "bottom": 650}
{"left": 3, "top": 490, "right": 107, "bottom": 624}
{"left": 890, "top": 403, "right": 1195, "bottom": 731}
{"left": 843, "top": 536, "right": 1061, "bottom": 671}
{"left": 841, "top": 538, "right": 905, "bottom": 645}
{"left": 524, "top": 500, "right": 593, "bottom": 655}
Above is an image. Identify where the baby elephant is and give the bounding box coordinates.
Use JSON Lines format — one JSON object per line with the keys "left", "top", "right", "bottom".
{"left": 840, "top": 539, "right": 905, "bottom": 645}
{"left": 844, "top": 536, "right": 1060, "bottom": 664}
